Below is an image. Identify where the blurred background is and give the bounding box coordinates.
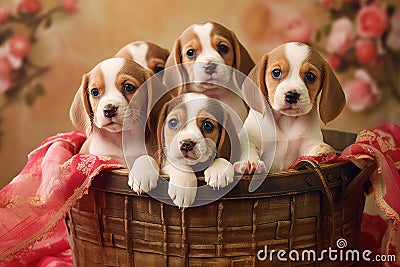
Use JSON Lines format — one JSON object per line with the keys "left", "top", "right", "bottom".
{"left": 0, "top": 0, "right": 399, "bottom": 188}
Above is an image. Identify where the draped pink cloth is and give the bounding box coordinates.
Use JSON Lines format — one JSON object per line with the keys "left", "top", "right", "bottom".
{"left": 0, "top": 131, "right": 123, "bottom": 266}
{"left": 292, "top": 123, "right": 400, "bottom": 266}
{"left": 0, "top": 124, "right": 399, "bottom": 266}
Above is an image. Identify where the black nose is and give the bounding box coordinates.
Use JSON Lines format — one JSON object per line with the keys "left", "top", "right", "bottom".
{"left": 103, "top": 104, "right": 118, "bottom": 118}
{"left": 203, "top": 62, "right": 217, "bottom": 75}
{"left": 180, "top": 140, "right": 195, "bottom": 152}
{"left": 285, "top": 91, "right": 300, "bottom": 104}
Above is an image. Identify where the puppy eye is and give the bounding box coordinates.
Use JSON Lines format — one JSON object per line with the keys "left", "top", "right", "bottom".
{"left": 305, "top": 72, "right": 316, "bottom": 83}
{"left": 154, "top": 66, "right": 164, "bottom": 73}
{"left": 90, "top": 88, "right": 100, "bottom": 98}
{"left": 271, "top": 69, "right": 282, "bottom": 79}
{"left": 217, "top": 44, "right": 229, "bottom": 54}
{"left": 168, "top": 118, "right": 179, "bottom": 129}
{"left": 123, "top": 83, "right": 136, "bottom": 93}
{"left": 202, "top": 120, "right": 215, "bottom": 132}
{"left": 186, "top": 49, "right": 196, "bottom": 59}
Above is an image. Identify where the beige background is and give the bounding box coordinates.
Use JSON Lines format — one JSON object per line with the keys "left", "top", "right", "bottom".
{"left": 0, "top": 0, "right": 399, "bottom": 188}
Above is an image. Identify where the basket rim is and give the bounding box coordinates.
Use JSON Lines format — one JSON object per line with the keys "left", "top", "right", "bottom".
{"left": 88, "top": 160, "right": 369, "bottom": 203}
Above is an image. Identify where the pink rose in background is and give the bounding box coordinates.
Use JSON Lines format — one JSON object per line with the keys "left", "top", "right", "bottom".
{"left": 286, "top": 18, "right": 314, "bottom": 43}
{"left": 320, "top": 0, "right": 334, "bottom": 9}
{"left": 356, "top": 3, "right": 388, "bottom": 38}
{"left": 355, "top": 38, "right": 378, "bottom": 65}
{"left": 0, "top": 6, "right": 8, "bottom": 24}
{"left": 343, "top": 69, "right": 381, "bottom": 112}
{"left": 61, "top": 0, "right": 78, "bottom": 14}
{"left": 326, "top": 54, "right": 341, "bottom": 70}
{"left": 9, "top": 35, "right": 31, "bottom": 58}
{"left": 18, "top": 0, "right": 41, "bottom": 15}
{"left": 326, "top": 17, "right": 354, "bottom": 55}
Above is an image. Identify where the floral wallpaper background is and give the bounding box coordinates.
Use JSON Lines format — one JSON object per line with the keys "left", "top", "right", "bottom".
{"left": 0, "top": 0, "right": 399, "bottom": 188}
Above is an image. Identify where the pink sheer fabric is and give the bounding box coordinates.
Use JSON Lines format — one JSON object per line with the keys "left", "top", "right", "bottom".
{"left": 292, "top": 123, "right": 400, "bottom": 266}
{"left": 0, "top": 131, "right": 123, "bottom": 266}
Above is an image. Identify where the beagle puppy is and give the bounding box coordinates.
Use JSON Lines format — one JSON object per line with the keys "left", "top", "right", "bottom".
{"left": 69, "top": 58, "right": 162, "bottom": 171}
{"left": 163, "top": 21, "right": 255, "bottom": 123}
{"left": 114, "top": 41, "right": 170, "bottom": 74}
{"left": 157, "top": 93, "right": 240, "bottom": 207}
{"left": 235, "top": 42, "right": 346, "bottom": 173}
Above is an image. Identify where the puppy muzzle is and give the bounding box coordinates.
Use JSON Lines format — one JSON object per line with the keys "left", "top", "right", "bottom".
{"left": 180, "top": 140, "right": 196, "bottom": 153}
{"left": 103, "top": 104, "right": 118, "bottom": 118}
{"left": 285, "top": 91, "right": 300, "bottom": 105}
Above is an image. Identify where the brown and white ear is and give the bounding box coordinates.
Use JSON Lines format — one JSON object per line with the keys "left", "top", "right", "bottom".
{"left": 69, "top": 74, "right": 92, "bottom": 135}
{"left": 156, "top": 102, "right": 170, "bottom": 166}
{"left": 146, "top": 71, "right": 172, "bottom": 135}
{"left": 241, "top": 54, "right": 269, "bottom": 115}
{"left": 319, "top": 61, "right": 346, "bottom": 124}
{"left": 217, "top": 111, "right": 241, "bottom": 163}
{"left": 163, "top": 39, "right": 185, "bottom": 93}
{"left": 231, "top": 31, "right": 255, "bottom": 76}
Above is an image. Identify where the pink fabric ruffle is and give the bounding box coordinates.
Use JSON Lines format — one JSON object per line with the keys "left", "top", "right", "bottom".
{"left": 0, "top": 131, "right": 124, "bottom": 266}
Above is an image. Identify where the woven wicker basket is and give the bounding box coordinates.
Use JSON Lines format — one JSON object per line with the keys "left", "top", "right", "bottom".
{"left": 66, "top": 130, "right": 376, "bottom": 267}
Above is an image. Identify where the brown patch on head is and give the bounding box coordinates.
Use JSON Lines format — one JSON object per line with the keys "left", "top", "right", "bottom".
{"left": 117, "top": 60, "right": 150, "bottom": 103}
{"left": 210, "top": 23, "right": 235, "bottom": 66}
{"left": 196, "top": 110, "right": 220, "bottom": 144}
{"left": 84, "top": 66, "right": 106, "bottom": 124}
{"left": 209, "top": 21, "right": 255, "bottom": 77}
{"left": 146, "top": 41, "right": 170, "bottom": 73}
{"left": 264, "top": 45, "right": 290, "bottom": 106}
{"left": 302, "top": 49, "right": 325, "bottom": 104}
{"left": 156, "top": 95, "right": 185, "bottom": 164}
{"left": 179, "top": 29, "right": 202, "bottom": 64}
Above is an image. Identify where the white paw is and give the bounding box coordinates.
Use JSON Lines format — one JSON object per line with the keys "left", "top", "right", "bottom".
{"left": 204, "top": 158, "right": 234, "bottom": 189}
{"left": 168, "top": 183, "right": 197, "bottom": 208}
{"left": 233, "top": 160, "right": 266, "bottom": 174}
{"left": 307, "top": 143, "right": 336, "bottom": 157}
{"left": 128, "top": 155, "right": 160, "bottom": 194}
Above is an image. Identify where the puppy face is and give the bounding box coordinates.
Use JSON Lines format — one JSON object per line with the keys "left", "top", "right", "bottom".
{"left": 180, "top": 22, "right": 235, "bottom": 90}
{"left": 164, "top": 21, "right": 255, "bottom": 92}
{"left": 243, "top": 42, "right": 345, "bottom": 123}
{"left": 70, "top": 58, "right": 153, "bottom": 134}
{"left": 265, "top": 42, "right": 324, "bottom": 116}
{"left": 157, "top": 93, "right": 239, "bottom": 169}
{"left": 114, "top": 41, "right": 170, "bottom": 74}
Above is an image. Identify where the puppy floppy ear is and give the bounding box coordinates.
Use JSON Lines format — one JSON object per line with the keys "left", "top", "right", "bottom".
{"left": 217, "top": 110, "right": 241, "bottom": 163}
{"left": 69, "top": 74, "right": 92, "bottom": 135}
{"left": 241, "top": 53, "right": 269, "bottom": 115}
{"left": 146, "top": 71, "right": 172, "bottom": 135}
{"left": 231, "top": 31, "right": 255, "bottom": 85}
{"left": 163, "top": 39, "right": 186, "bottom": 95}
{"left": 319, "top": 61, "right": 346, "bottom": 124}
{"left": 156, "top": 102, "right": 170, "bottom": 166}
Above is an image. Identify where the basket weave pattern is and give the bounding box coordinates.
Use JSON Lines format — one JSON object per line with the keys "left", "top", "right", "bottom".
{"left": 66, "top": 159, "right": 373, "bottom": 266}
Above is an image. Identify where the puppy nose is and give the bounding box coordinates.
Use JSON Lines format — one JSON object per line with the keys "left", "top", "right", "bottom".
{"left": 103, "top": 104, "right": 118, "bottom": 118}
{"left": 203, "top": 62, "right": 217, "bottom": 75}
{"left": 285, "top": 91, "right": 300, "bottom": 104}
{"left": 180, "top": 140, "right": 195, "bottom": 152}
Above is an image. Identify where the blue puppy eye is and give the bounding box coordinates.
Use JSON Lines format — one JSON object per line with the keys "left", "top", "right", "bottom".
{"left": 124, "top": 83, "right": 136, "bottom": 93}
{"left": 202, "top": 120, "right": 215, "bottom": 132}
{"left": 271, "top": 69, "right": 282, "bottom": 79}
{"left": 90, "top": 88, "right": 100, "bottom": 97}
{"left": 186, "top": 49, "right": 196, "bottom": 59}
{"left": 305, "top": 72, "right": 316, "bottom": 83}
{"left": 168, "top": 118, "right": 179, "bottom": 129}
